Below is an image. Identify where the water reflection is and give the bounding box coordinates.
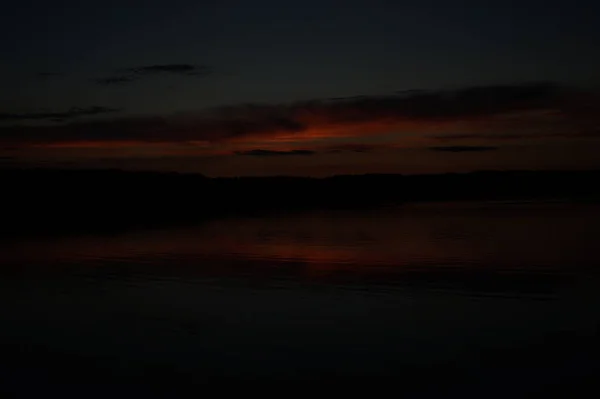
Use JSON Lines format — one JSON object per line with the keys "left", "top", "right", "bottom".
{"left": 3, "top": 203, "right": 599, "bottom": 297}
{"left": 5, "top": 203, "right": 600, "bottom": 261}
{"left": 1, "top": 202, "right": 599, "bottom": 395}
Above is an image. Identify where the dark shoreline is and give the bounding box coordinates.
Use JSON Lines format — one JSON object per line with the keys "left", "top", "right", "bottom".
{"left": 2, "top": 168, "right": 600, "bottom": 238}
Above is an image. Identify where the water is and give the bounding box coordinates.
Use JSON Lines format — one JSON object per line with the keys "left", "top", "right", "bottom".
{"left": 1, "top": 202, "right": 599, "bottom": 396}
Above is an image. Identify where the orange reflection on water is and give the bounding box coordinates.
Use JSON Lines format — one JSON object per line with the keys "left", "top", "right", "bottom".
{"left": 3, "top": 204, "right": 599, "bottom": 282}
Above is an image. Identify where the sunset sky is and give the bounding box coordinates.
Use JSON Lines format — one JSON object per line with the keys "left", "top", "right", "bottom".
{"left": 2, "top": 0, "right": 600, "bottom": 176}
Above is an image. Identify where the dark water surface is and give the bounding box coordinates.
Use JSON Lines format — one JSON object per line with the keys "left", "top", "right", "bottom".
{"left": 1, "top": 202, "right": 599, "bottom": 397}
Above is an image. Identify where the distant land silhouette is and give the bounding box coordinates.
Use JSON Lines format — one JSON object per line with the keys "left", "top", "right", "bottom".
{"left": 2, "top": 168, "right": 600, "bottom": 237}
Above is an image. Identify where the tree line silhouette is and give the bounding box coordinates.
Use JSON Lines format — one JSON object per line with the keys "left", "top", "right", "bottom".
{"left": 2, "top": 168, "right": 599, "bottom": 236}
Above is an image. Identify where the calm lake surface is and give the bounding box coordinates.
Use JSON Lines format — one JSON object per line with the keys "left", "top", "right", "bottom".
{"left": 1, "top": 202, "right": 600, "bottom": 396}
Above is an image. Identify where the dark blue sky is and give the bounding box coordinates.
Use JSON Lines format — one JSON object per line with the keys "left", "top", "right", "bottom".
{"left": 3, "top": 0, "right": 599, "bottom": 113}
{"left": 2, "top": 0, "right": 600, "bottom": 175}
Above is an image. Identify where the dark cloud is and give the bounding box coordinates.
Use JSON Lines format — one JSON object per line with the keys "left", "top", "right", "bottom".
{"left": 0, "top": 156, "right": 17, "bottom": 169}
{"left": 574, "top": 130, "right": 600, "bottom": 138}
{"left": 0, "top": 82, "right": 595, "bottom": 147}
{"left": 0, "top": 117, "right": 167, "bottom": 146}
{"left": 94, "top": 76, "right": 138, "bottom": 86}
{"left": 431, "top": 133, "right": 533, "bottom": 141}
{"left": 431, "top": 133, "right": 482, "bottom": 141}
{"left": 378, "top": 81, "right": 562, "bottom": 120}
{"left": 122, "top": 64, "right": 212, "bottom": 77}
{"left": 235, "top": 149, "right": 316, "bottom": 157}
{"left": 328, "top": 95, "right": 370, "bottom": 101}
{"left": 0, "top": 106, "right": 121, "bottom": 122}
{"left": 94, "top": 64, "right": 213, "bottom": 86}
{"left": 0, "top": 146, "right": 21, "bottom": 152}
{"left": 308, "top": 81, "right": 563, "bottom": 124}
{"left": 198, "top": 81, "right": 566, "bottom": 139}
{"left": 431, "top": 131, "right": 600, "bottom": 142}
{"left": 429, "top": 146, "right": 499, "bottom": 152}
{"left": 232, "top": 145, "right": 378, "bottom": 157}
{"left": 326, "top": 144, "right": 376, "bottom": 153}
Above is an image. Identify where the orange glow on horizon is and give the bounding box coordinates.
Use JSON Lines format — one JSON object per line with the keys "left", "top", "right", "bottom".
{"left": 22, "top": 114, "right": 485, "bottom": 154}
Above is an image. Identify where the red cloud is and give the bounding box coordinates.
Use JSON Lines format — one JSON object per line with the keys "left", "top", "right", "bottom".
{"left": 1, "top": 82, "right": 596, "bottom": 155}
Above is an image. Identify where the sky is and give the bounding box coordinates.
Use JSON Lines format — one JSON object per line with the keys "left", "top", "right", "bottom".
{"left": 1, "top": 0, "right": 600, "bottom": 176}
